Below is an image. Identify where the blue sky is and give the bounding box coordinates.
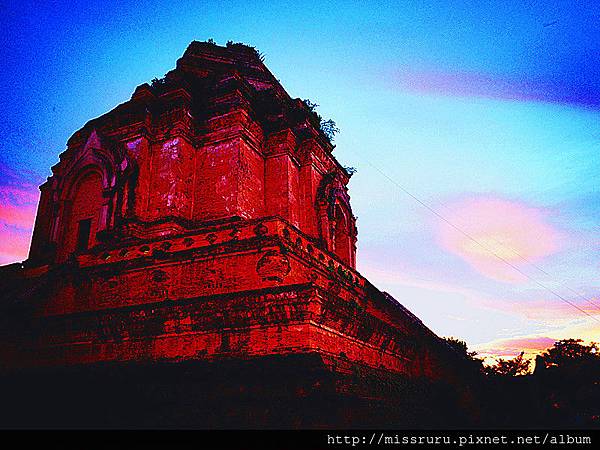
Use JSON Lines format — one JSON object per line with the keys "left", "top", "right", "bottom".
{"left": 1, "top": 0, "right": 599, "bottom": 359}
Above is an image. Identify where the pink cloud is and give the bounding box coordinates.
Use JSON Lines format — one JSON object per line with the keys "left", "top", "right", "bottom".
{"left": 497, "top": 297, "right": 600, "bottom": 323}
{"left": 0, "top": 184, "right": 38, "bottom": 228}
{"left": 475, "top": 335, "right": 557, "bottom": 361}
{"left": 435, "top": 195, "right": 563, "bottom": 283}
{"left": 0, "top": 223, "right": 32, "bottom": 264}
{"left": 397, "top": 70, "right": 526, "bottom": 101}
{"left": 476, "top": 324, "right": 600, "bottom": 362}
{"left": 0, "top": 170, "right": 39, "bottom": 264}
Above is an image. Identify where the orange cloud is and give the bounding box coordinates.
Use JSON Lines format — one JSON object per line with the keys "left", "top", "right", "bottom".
{"left": 436, "top": 196, "right": 563, "bottom": 283}
{"left": 476, "top": 318, "right": 600, "bottom": 363}
{"left": 475, "top": 335, "right": 557, "bottom": 362}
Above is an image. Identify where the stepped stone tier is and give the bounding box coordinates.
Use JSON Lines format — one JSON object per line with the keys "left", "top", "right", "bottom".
{"left": 0, "top": 41, "right": 478, "bottom": 428}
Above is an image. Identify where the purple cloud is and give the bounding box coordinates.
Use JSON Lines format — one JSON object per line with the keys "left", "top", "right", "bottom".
{"left": 393, "top": 68, "right": 600, "bottom": 107}
{"left": 0, "top": 164, "right": 39, "bottom": 264}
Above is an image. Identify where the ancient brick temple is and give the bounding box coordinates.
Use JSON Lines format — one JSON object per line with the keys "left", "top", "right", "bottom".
{"left": 0, "top": 41, "right": 478, "bottom": 428}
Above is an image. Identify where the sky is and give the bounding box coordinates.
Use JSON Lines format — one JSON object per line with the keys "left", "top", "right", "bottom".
{"left": 1, "top": 0, "right": 599, "bottom": 362}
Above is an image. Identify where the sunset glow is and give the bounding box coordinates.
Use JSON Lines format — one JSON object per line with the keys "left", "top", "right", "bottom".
{"left": 1, "top": 0, "right": 599, "bottom": 362}
{"left": 436, "top": 197, "right": 563, "bottom": 282}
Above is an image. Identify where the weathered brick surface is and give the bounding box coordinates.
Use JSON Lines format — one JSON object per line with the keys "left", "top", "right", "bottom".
{"left": 0, "top": 41, "right": 478, "bottom": 427}
{"left": 4, "top": 217, "right": 462, "bottom": 383}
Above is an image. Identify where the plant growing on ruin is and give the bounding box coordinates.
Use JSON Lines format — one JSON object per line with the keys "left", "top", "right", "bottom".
{"left": 343, "top": 166, "right": 357, "bottom": 177}
{"left": 226, "top": 41, "right": 265, "bottom": 62}
{"left": 302, "top": 99, "right": 340, "bottom": 143}
{"left": 151, "top": 77, "right": 166, "bottom": 88}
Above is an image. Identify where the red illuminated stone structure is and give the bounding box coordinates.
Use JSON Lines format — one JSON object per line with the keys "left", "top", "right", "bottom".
{"left": 0, "top": 41, "right": 477, "bottom": 428}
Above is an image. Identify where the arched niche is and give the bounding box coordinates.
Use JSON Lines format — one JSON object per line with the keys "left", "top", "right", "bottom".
{"left": 317, "top": 172, "right": 358, "bottom": 268}
{"left": 56, "top": 168, "right": 106, "bottom": 261}
{"left": 41, "top": 130, "right": 138, "bottom": 262}
{"left": 333, "top": 203, "right": 352, "bottom": 265}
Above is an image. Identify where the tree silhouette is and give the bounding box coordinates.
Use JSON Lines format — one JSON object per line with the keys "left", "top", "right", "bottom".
{"left": 483, "top": 352, "right": 531, "bottom": 377}
{"left": 538, "top": 339, "right": 599, "bottom": 370}
{"left": 442, "top": 337, "right": 600, "bottom": 427}
{"left": 534, "top": 339, "right": 600, "bottom": 428}
{"left": 443, "top": 337, "right": 478, "bottom": 359}
{"left": 442, "top": 336, "right": 484, "bottom": 374}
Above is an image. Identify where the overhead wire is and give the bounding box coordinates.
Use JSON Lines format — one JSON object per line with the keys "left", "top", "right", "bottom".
{"left": 344, "top": 150, "right": 600, "bottom": 324}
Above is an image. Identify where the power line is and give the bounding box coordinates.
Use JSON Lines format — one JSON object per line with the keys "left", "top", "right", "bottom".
{"left": 423, "top": 194, "right": 600, "bottom": 311}
{"left": 349, "top": 152, "right": 600, "bottom": 324}
{"left": 484, "top": 243, "right": 600, "bottom": 311}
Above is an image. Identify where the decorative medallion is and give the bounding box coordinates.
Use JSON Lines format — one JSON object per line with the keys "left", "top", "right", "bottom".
{"left": 254, "top": 223, "right": 268, "bottom": 236}
{"left": 256, "top": 250, "right": 291, "bottom": 282}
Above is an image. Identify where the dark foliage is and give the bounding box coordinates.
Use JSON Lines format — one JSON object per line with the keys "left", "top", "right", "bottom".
{"left": 443, "top": 336, "right": 600, "bottom": 428}
{"left": 343, "top": 166, "right": 357, "bottom": 177}
{"left": 539, "top": 338, "right": 599, "bottom": 369}
{"left": 302, "top": 99, "right": 340, "bottom": 143}
{"left": 483, "top": 352, "right": 531, "bottom": 377}
{"left": 443, "top": 336, "right": 484, "bottom": 374}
